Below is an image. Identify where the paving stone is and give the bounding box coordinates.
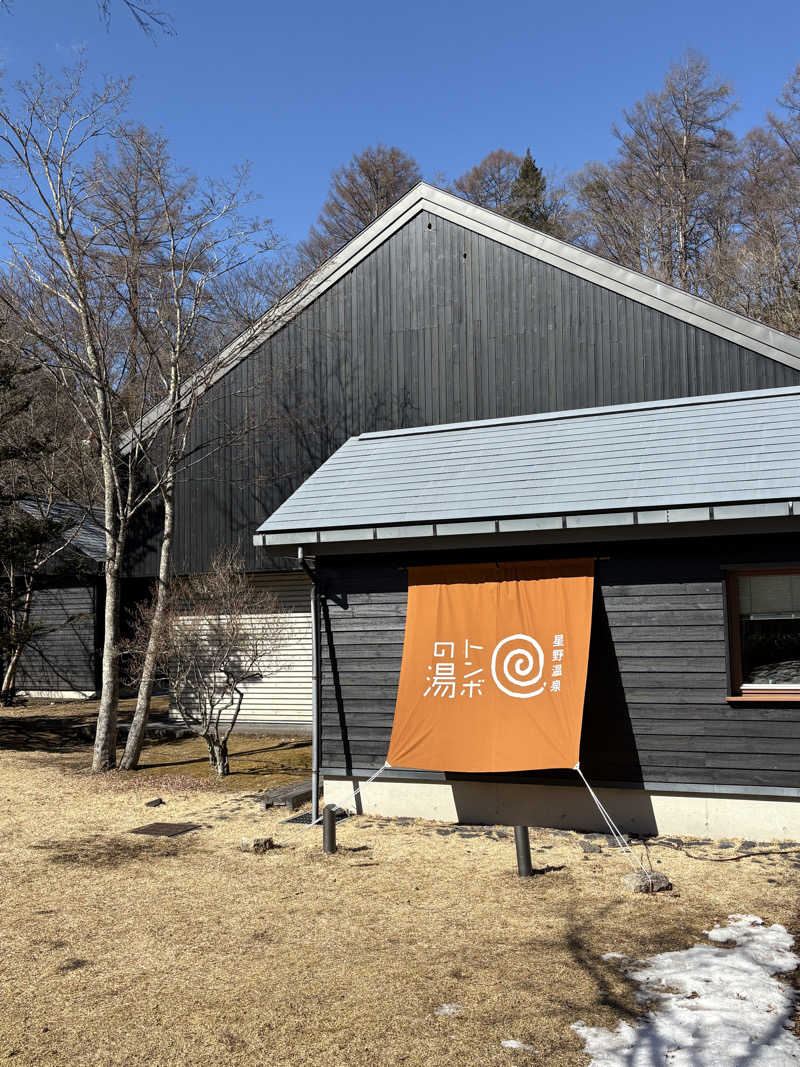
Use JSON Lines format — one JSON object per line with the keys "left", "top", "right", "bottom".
{"left": 736, "top": 840, "right": 757, "bottom": 851}
{"left": 579, "top": 841, "right": 602, "bottom": 854}
{"left": 144, "top": 798, "right": 164, "bottom": 808}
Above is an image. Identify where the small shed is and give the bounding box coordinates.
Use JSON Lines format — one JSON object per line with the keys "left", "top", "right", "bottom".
{"left": 254, "top": 386, "right": 800, "bottom": 840}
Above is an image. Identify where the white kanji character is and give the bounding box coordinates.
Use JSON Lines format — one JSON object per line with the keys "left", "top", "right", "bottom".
{"left": 550, "top": 679, "right": 561, "bottom": 693}
{"left": 460, "top": 666, "right": 485, "bottom": 698}
{"left": 552, "top": 648, "right": 564, "bottom": 663}
{"left": 424, "top": 659, "right": 456, "bottom": 698}
{"left": 553, "top": 634, "right": 564, "bottom": 648}
{"left": 552, "top": 663, "right": 562, "bottom": 678}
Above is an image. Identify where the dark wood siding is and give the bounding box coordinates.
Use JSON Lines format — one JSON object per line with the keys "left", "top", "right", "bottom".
{"left": 15, "top": 584, "right": 98, "bottom": 693}
{"left": 318, "top": 533, "right": 800, "bottom": 794}
{"left": 128, "top": 211, "right": 800, "bottom": 576}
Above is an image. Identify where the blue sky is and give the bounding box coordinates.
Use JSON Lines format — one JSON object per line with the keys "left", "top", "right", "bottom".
{"left": 0, "top": 0, "right": 798, "bottom": 245}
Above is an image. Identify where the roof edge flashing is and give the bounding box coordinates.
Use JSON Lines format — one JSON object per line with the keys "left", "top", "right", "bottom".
{"left": 255, "top": 499, "right": 798, "bottom": 547}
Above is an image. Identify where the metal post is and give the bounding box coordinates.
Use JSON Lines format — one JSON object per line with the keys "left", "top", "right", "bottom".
{"left": 299, "top": 547, "right": 321, "bottom": 825}
{"left": 514, "top": 826, "right": 533, "bottom": 877}
{"left": 310, "top": 582, "right": 321, "bottom": 824}
{"left": 322, "top": 805, "right": 337, "bottom": 854}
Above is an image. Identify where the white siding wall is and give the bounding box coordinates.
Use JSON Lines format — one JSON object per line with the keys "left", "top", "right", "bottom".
{"left": 169, "top": 571, "right": 312, "bottom": 732}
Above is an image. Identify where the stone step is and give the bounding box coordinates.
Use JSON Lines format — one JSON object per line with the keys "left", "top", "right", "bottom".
{"left": 260, "top": 778, "right": 321, "bottom": 811}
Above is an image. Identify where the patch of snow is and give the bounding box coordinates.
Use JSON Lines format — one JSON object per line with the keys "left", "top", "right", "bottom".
{"left": 573, "top": 914, "right": 800, "bottom": 1065}
{"left": 434, "top": 1003, "right": 462, "bottom": 1016}
{"left": 602, "top": 952, "right": 628, "bottom": 961}
{"left": 501, "top": 1039, "right": 535, "bottom": 1051}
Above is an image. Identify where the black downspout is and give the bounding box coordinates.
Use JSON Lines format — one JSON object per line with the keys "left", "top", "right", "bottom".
{"left": 298, "top": 547, "right": 321, "bottom": 823}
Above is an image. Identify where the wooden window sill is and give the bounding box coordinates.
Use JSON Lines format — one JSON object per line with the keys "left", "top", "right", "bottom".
{"left": 727, "top": 693, "right": 800, "bottom": 703}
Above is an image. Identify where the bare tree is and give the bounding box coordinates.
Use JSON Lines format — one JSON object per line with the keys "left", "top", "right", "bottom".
{"left": 727, "top": 117, "right": 800, "bottom": 334}
{"left": 125, "top": 549, "right": 288, "bottom": 775}
{"left": 98, "top": 0, "right": 174, "bottom": 37}
{"left": 1, "top": 0, "right": 174, "bottom": 37}
{"left": 200, "top": 252, "right": 300, "bottom": 347}
{"left": 297, "top": 144, "right": 422, "bottom": 271}
{"left": 0, "top": 61, "right": 277, "bottom": 770}
{"left": 452, "top": 149, "right": 522, "bottom": 211}
{"left": 0, "top": 316, "right": 100, "bottom": 704}
{"left": 769, "top": 64, "right": 800, "bottom": 166}
{"left": 574, "top": 51, "right": 738, "bottom": 294}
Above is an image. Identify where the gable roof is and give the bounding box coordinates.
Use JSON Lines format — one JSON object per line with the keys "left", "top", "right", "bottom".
{"left": 135, "top": 183, "right": 800, "bottom": 443}
{"left": 254, "top": 385, "right": 800, "bottom": 549}
{"left": 17, "top": 499, "right": 106, "bottom": 562}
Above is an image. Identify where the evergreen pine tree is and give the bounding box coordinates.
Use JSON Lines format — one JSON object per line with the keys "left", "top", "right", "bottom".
{"left": 506, "top": 149, "right": 551, "bottom": 231}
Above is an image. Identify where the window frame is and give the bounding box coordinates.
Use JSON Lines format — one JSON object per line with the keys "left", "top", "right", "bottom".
{"left": 725, "top": 565, "right": 800, "bottom": 703}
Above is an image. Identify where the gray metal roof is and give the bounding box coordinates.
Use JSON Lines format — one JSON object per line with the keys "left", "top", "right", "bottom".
{"left": 255, "top": 386, "right": 800, "bottom": 548}
{"left": 17, "top": 499, "right": 106, "bottom": 561}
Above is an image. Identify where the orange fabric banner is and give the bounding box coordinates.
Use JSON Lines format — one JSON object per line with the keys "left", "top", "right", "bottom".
{"left": 387, "top": 560, "right": 594, "bottom": 773}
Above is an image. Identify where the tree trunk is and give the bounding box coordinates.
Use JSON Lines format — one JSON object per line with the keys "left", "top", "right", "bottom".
{"left": 206, "top": 736, "right": 230, "bottom": 777}
{"left": 118, "top": 487, "right": 175, "bottom": 770}
{"left": 93, "top": 460, "right": 124, "bottom": 773}
{"left": 1, "top": 646, "right": 24, "bottom": 706}
{"left": 93, "top": 556, "right": 122, "bottom": 771}
{"left": 1, "top": 578, "right": 35, "bottom": 706}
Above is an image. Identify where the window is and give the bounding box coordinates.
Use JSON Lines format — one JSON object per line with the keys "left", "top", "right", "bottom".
{"left": 727, "top": 569, "right": 800, "bottom": 699}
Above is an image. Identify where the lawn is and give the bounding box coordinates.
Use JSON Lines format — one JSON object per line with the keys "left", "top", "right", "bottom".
{"left": 0, "top": 697, "right": 312, "bottom": 790}
{"left": 1, "top": 711, "right": 799, "bottom": 1065}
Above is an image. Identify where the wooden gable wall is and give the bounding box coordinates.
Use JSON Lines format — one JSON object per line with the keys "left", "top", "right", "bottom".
{"left": 128, "top": 210, "right": 800, "bottom": 576}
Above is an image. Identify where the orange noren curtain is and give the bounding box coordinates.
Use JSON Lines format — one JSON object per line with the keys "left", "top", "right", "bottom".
{"left": 386, "top": 560, "right": 595, "bottom": 773}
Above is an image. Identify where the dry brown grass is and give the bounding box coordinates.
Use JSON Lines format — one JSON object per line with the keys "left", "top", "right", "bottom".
{"left": 1, "top": 744, "right": 799, "bottom": 1066}
{"left": 0, "top": 697, "right": 312, "bottom": 791}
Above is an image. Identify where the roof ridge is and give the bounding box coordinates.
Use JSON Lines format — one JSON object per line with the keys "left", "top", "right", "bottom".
{"left": 126, "top": 183, "right": 800, "bottom": 450}
{"left": 419, "top": 183, "right": 800, "bottom": 361}
{"left": 357, "top": 385, "right": 800, "bottom": 442}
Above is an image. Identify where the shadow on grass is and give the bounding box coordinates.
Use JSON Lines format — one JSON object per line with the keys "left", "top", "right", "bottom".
{"left": 651, "top": 839, "right": 800, "bottom": 864}
{"left": 0, "top": 713, "right": 100, "bottom": 753}
{"left": 28, "top": 832, "right": 194, "bottom": 868}
{"left": 138, "top": 738, "right": 311, "bottom": 774}
{"left": 567, "top": 898, "right": 800, "bottom": 1065}
{"left": 563, "top": 901, "right": 647, "bottom": 1022}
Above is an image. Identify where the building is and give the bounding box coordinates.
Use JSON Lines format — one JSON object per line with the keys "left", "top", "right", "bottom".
{"left": 9, "top": 501, "right": 105, "bottom": 701}
{"left": 127, "top": 182, "right": 800, "bottom": 738}
{"left": 255, "top": 387, "right": 800, "bottom": 839}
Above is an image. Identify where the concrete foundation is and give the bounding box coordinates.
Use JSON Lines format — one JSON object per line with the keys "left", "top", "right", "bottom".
{"left": 324, "top": 776, "right": 800, "bottom": 841}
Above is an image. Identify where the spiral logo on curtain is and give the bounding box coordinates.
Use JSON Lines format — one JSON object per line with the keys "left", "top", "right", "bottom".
{"left": 490, "top": 634, "right": 545, "bottom": 698}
